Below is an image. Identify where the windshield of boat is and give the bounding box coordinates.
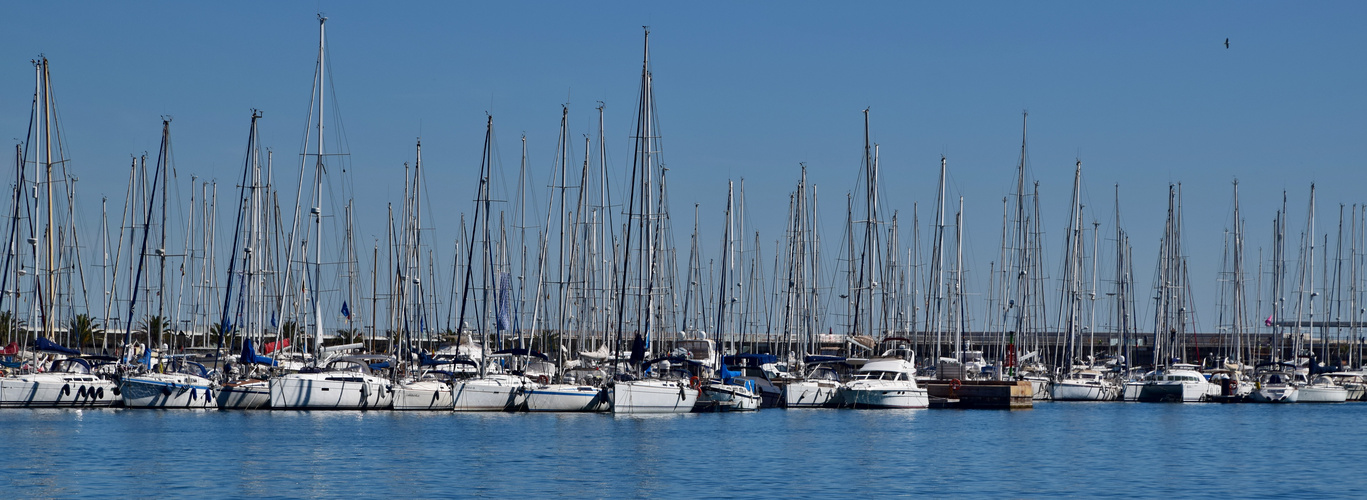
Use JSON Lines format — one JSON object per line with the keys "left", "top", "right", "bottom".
{"left": 675, "top": 340, "right": 712, "bottom": 362}
{"left": 1261, "top": 373, "right": 1289, "bottom": 385}
{"left": 854, "top": 371, "right": 905, "bottom": 381}
{"left": 807, "top": 366, "right": 841, "bottom": 381}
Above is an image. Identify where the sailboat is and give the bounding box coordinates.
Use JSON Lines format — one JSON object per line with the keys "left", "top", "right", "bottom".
{"left": 0, "top": 340, "right": 119, "bottom": 408}
{"left": 0, "top": 58, "right": 118, "bottom": 408}
{"left": 1246, "top": 362, "right": 1299, "bottom": 403}
{"left": 215, "top": 111, "right": 275, "bottom": 410}
{"left": 522, "top": 107, "right": 609, "bottom": 413}
{"left": 216, "top": 338, "right": 273, "bottom": 409}
{"left": 698, "top": 182, "right": 761, "bottom": 412}
{"left": 266, "top": 16, "right": 390, "bottom": 409}
{"left": 608, "top": 29, "right": 699, "bottom": 415}
{"left": 114, "top": 119, "right": 215, "bottom": 409}
{"left": 1050, "top": 161, "right": 1119, "bottom": 401}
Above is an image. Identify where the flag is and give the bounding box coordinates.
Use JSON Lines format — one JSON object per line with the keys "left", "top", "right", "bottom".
{"left": 1265, "top": 314, "right": 1273, "bottom": 327}
{"left": 341, "top": 301, "right": 351, "bottom": 321}
{"left": 263, "top": 338, "right": 290, "bottom": 355}
{"left": 271, "top": 311, "right": 277, "bottom": 328}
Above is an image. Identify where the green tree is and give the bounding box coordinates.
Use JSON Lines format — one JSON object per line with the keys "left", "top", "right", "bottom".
{"left": 0, "top": 310, "right": 24, "bottom": 344}
{"left": 137, "top": 315, "right": 170, "bottom": 345}
{"left": 69, "top": 314, "right": 103, "bottom": 347}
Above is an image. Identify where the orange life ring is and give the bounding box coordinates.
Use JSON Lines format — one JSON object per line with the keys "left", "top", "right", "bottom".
{"left": 689, "top": 376, "right": 701, "bottom": 390}
{"left": 949, "top": 378, "right": 963, "bottom": 391}
{"left": 536, "top": 374, "right": 550, "bottom": 385}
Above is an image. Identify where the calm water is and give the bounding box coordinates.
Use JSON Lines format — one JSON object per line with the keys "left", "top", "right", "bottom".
{"left": 4, "top": 403, "right": 1365, "bottom": 498}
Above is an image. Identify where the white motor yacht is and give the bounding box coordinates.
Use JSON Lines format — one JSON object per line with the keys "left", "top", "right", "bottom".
{"left": 839, "top": 347, "right": 928, "bottom": 409}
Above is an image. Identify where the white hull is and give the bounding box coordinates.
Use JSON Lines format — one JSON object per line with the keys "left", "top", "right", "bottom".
{"left": 701, "top": 383, "right": 760, "bottom": 411}
{"left": 1247, "top": 386, "right": 1299, "bottom": 403}
{"left": 524, "top": 385, "right": 607, "bottom": 412}
{"left": 0, "top": 374, "right": 118, "bottom": 408}
{"left": 1345, "top": 384, "right": 1367, "bottom": 401}
{"left": 1024, "top": 376, "right": 1051, "bottom": 400}
{"left": 841, "top": 383, "right": 929, "bottom": 409}
{"left": 120, "top": 374, "right": 215, "bottom": 409}
{"left": 216, "top": 380, "right": 271, "bottom": 409}
{"left": 269, "top": 373, "right": 393, "bottom": 410}
{"left": 1298, "top": 385, "right": 1348, "bottom": 403}
{"left": 1122, "top": 381, "right": 1142, "bottom": 401}
{"left": 611, "top": 380, "right": 699, "bottom": 414}
{"left": 1131, "top": 381, "right": 1211, "bottom": 402}
{"left": 393, "top": 381, "right": 455, "bottom": 410}
{"left": 452, "top": 376, "right": 527, "bottom": 412}
{"left": 1051, "top": 381, "right": 1119, "bottom": 401}
{"left": 782, "top": 380, "right": 841, "bottom": 408}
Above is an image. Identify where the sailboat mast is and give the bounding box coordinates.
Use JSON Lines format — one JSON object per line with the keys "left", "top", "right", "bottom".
{"left": 311, "top": 15, "right": 328, "bottom": 355}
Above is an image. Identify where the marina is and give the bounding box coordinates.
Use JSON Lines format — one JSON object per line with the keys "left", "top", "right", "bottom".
{"left": 2, "top": 23, "right": 1364, "bottom": 414}
{"left": 1, "top": 2, "right": 1366, "bottom": 496}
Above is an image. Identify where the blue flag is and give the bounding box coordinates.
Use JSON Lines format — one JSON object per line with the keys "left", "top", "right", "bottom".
{"left": 341, "top": 301, "right": 351, "bottom": 320}
{"left": 271, "top": 311, "right": 277, "bottom": 328}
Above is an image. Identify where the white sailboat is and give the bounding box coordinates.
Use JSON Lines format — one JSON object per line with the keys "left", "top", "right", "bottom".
{"left": 1051, "top": 367, "right": 1120, "bottom": 401}
{"left": 1322, "top": 372, "right": 1367, "bottom": 400}
{"left": 393, "top": 369, "right": 456, "bottom": 411}
{"left": 607, "top": 29, "right": 698, "bottom": 416}
{"left": 269, "top": 355, "right": 394, "bottom": 409}
{"left": 217, "top": 339, "right": 275, "bottom": 409}
{"left": 1247, "top": 364, "right": 1299, "bottom": 403}
{"left": 0, "top": 354, "right": 119, "bottom": 408}
{"left": 1296, "top": 373, "right": 1348, "bottom": 403}
{"left": 452, "top": 371, "right": 531, "bottom": 412}
{"left": 782, "top": 356, "right": 845, "bottom": 408}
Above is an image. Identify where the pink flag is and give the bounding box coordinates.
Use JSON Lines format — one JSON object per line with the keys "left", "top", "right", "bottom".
{"left": 1265, "top": 314, "right": 1274, "bottom": 327}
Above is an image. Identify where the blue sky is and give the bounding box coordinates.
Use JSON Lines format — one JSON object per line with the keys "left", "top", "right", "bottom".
{"left": 1, "top": 2, "right": 1364, "bottom": 332}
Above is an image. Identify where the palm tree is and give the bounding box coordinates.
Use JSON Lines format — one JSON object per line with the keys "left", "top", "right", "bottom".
{"left": 137, "top": 315, "right": 170, "bottom": 346}
{"left": 0, "top": 310, "right": 24, "bottom": 344}
{"left": 69, "top": 314, "right": 103, "bottom": 348}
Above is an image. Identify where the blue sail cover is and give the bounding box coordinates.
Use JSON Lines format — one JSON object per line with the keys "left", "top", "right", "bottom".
{"left": 35, "top": 337, "right": 80, "bottom": 356}
{"left": 717, "top": 363, "right": 743, "bottom": 383}
{"left": 240, "top": 339, "right": 276, "bottom": 366}
{"left": 629, "top": 334, "right": 646, "bottom": 366}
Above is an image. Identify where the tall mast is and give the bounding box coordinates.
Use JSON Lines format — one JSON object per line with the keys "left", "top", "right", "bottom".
{"left": 310, "top": 14, "right": 328, "bottom": 355}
